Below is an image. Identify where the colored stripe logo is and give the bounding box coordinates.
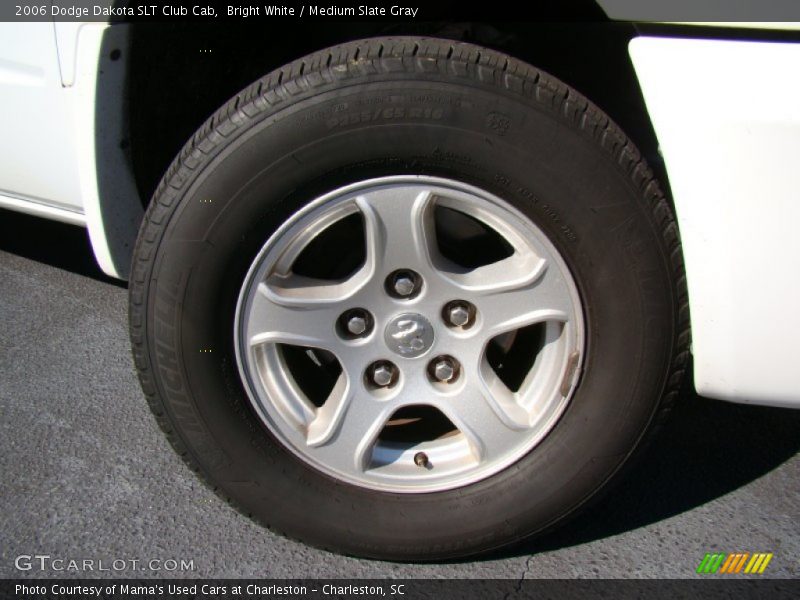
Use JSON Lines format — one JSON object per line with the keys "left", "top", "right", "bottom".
{"left": 696, "top": 552, "right": 773, "bottom": 574}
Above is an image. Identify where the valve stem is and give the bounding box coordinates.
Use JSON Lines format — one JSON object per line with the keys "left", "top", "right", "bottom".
{"left": 414, "top": 452, "right": 430, "bottom": 468}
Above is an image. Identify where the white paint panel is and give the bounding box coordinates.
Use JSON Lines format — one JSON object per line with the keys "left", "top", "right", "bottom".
{"left": 70, "top": 24, "right": 142, "bottom": 279}
{"left": 0, "top": 191, "right": 85, "bottom": 226}
{"left": 0, "top": 23, "right": 83, "bottom": 213}
{"left": 54, "top": 23, "right": 88, "bottom": 87}
{"left": 630, "top": 37, "right": 800, "bottom": 407}
{"left": 0, "top": 21, "right": 142, "bottom": 279}
{"left": 597, "top": 0, "right": 800, "bottom": 24}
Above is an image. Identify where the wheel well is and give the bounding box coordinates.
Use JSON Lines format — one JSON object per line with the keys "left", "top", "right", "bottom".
{"left": 128, "top": 20, "right": 664, "bottom": 205}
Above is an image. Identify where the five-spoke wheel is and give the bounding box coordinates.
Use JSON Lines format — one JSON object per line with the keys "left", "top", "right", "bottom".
{"left": 235, "top": 177, "right": 584, "bottom": 492}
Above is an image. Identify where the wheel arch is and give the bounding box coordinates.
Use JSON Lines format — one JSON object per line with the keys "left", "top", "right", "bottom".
{"left": 95, "top": 19, "right": 669, "bottom": 279}
{"left": 125, "top": 21, "right": 666, "bottom": 212}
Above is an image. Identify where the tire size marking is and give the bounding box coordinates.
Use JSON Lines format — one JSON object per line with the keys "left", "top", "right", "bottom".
{"left": 304, "top": 93, "right": 466, "bottom": 126}
{"left": 430, "top": 147, "right": 475, "bottom": 166}
{"left": 541, "top": 203, "right": 578, "bottom": 242}
{"left": 326, "top": 107, "right": 444, "bottom": 130}
{"left": 494, "top": 173, "right": 578, "bottom": 242}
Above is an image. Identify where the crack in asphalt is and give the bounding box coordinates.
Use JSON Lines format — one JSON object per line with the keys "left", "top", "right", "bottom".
{"left": 504, "top": 554, "right": 535, "bottom": 600}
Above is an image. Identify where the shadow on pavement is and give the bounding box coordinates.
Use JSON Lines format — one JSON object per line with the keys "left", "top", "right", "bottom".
{"left": 0, "top": 208, "right": 125, "bottom": 288}
{"left": 509, "top": 385, "right": 800, "bottom": 556}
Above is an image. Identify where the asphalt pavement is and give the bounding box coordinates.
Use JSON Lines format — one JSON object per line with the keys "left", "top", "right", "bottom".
{"left": 1, "top": 209, "right": 798, "bottom": 579}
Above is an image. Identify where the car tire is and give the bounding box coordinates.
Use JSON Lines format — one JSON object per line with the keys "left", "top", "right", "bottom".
{"left": 129, "top": 36, "right": 689, "bottom": 560}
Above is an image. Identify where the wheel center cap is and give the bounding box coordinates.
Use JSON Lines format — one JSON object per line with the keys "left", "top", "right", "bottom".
{"left": 384, "top": 313, "right": 435, "bottom": 358}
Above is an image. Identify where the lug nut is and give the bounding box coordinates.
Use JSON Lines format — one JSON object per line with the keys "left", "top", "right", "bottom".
{"left": 434, "top": 361, "right": 455, "bottom": 382}
{"left": 369, "top": 361, "right": 397, "bottom": 388}
{"left": 373, "top": 365, "right": 393, "bottom": 387}
{"left": 445, "top": 301, "right": 472, "bottom": 328}
{"left": 393, "top": 275, "right": 415, "bottom": 296}
{"left": 346, "top": 315, "right": 367, "bottom": 335}
{"left": 338, "top": 308, "right": 372, "bottom": 339}
{"left": 386, "top": 270, "right": 421, "bottom": 299}
{"left": 430, "top": 356, "right": 459, "bottom": 383}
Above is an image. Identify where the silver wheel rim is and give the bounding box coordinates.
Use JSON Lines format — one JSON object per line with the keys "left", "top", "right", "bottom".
{"left": 234, "top": 176, "right": 585, "bottom": 493}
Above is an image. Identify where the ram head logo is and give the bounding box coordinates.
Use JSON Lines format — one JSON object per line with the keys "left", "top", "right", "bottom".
{"left": 391, "top": 319, "right": 427, "bottom": 354}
